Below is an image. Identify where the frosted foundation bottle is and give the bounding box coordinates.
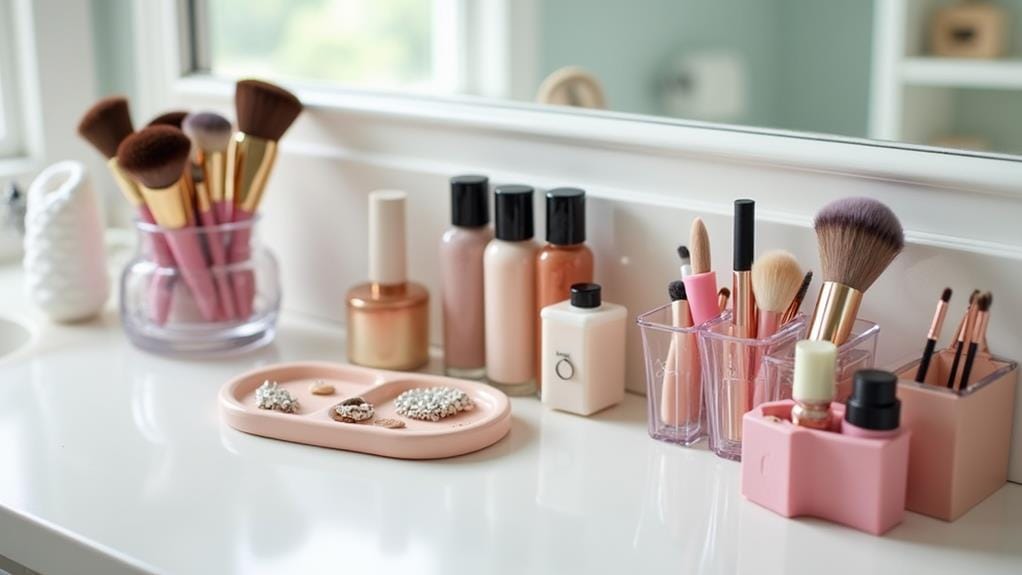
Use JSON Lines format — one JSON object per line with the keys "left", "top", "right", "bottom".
{"left": 440, "top": 175, "right": 492, "bottom": 379}
{"left": 484, "top": 184, "right": 538, "bottom": 395}
{"left": 540, "top": 283, "right": 626, "bottom": 415}
{"left": 535, "top": 187, "right": 594, "bottom": 391}
{"left": 346, "top": 190, "right": 429, "bottom": 371}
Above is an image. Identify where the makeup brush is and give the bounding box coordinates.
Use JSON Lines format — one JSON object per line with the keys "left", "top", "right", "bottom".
{"left": 751, "top": 250, "right": 803, "bottom": 339}
{"left": 118, "top": 126, "right": 223, "bottom": 322}
{"left": 958, "top": 292, "right": 991, "bottom": 391}
{"left": 732, "top": 199, "right": 756, "bottom": 339}
{"left": 950, "top": 290, "right": 979, "bottom": 352}
{"left": 183, "top": 112, "right": 239, "bottom": 320}
{"left": 681, "top": 217, "right": 719, "bottom": 325}
{"left": 183, "top": 112, "right": 234, "bottom": 225}
{"left": 914, "top": 287, "right": 952, "bottom": 383}
{"left": 810, "top": 197, "right": 904, "bottom": 345}
{"left": 77, "top": 96, "right": 177, "bottom": 324}
{"left": 677, "top": 245, "right": 691, "bottom": 279}
{"left": 146, "top": 110, "right": 189, "bottom": 129}
{"left": 946, "top": 291, "right": 980, "bottom": 389}
{"left": 227, "top": 79, "right": 303, "bottom": 318}
{"left": 717, "top": 287, "right": 730, "bottom": 313}
{"left": 661, "top": 280, "right": 699, "bottom": 428}
{"left": 779, "top": 271, "right": 813, "bottom": 325}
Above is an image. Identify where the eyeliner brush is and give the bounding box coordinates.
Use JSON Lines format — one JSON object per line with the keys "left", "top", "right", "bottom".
{"left": 958, "top": 292, "right": 992, "bottom": 391}
{"left": 915, "top": 287, "right": 952, "bottom": 383}
{"left": 946, "top": 291, "right": 979, "bottom": 389}
{"left": 779, "top": 271, "right": 812, "bottom": 325}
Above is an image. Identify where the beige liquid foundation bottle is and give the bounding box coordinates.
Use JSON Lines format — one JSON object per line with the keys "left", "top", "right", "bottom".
{"left": 346, "top": 190, "right": 429, "bottom": 371}
{"left": 439, "top": 175, "right": 492, "bottom": 379}
{"left": 484, "top": 185, "right": 538, "bottom": 395}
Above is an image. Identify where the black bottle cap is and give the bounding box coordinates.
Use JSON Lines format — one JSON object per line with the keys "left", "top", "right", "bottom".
{"left": 494, "top": 185, "right": 534, "bottom": 241}
{"left": 845, "top": 369, "right": 901, "bottom": 431}
{"left": 570, "top": 283, "right": 601, "bottom": 308}
{"left": 734, "top": 199, "right": 755, "bottom": 271}
{"left": 546, "top": 187, "right": 586, "bottom": 245}
{"left": 450, "top": 175, "right": 489, "bottom": 227}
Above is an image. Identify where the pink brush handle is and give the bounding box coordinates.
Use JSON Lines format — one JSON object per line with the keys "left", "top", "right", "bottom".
{"left": 682, "top": 271, "right": 719, "bottom": 326}
{"left": 227, "top": 209, "right": 256, "bottom": 319}
{"left": 139, "top": 205, "right": 176, "bottom": 325}
{"left": 214, "top": 200, "right": 233, "bottom": 229}
{"left": 163, "top": 231, "right": 222, "bottom": 322}
{"left": 198, "top": 208, "right": 239, "bottom": 320}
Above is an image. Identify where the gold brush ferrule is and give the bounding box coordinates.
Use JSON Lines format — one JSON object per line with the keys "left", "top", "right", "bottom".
{"left": 808, "top": 282, "right": 863, "bottom": 345}
{"left": 138, "top": 181, "right": 189, "bottom": 230}
{"left": 200, "top": 150, "right": 227, "bottom": 204}
{"left": 226, "top": 132, "right": 277, "bottom": 213}
{"left": 107, "top": 157, "right": 144, "bottom": 206}
{"left": 732, "top": 270, "right": 756, "bottom": 338}
{"left": 791, "top": 400, "right": 832, "bottom": 430}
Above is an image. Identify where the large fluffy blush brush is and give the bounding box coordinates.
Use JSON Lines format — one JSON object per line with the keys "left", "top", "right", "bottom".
{"left": 226, "top": 79, "right": 303, "bottom": 318}
{"left": 146, "top": 110, "right": 189, "bottom": 129}
{"left": 77, "top": 96, "right": 177, "bottom": 325}
{"left": 810, "top": 197, "right": 904, "bottom": 345}
{"left": 118, "top": 126, "right": 223, "bottom": 322}
{"left": 752, "top": 250, "right": 804, "bottom": 339}
{"left": 183, "top": 112, "right": 238, "bottom": 319}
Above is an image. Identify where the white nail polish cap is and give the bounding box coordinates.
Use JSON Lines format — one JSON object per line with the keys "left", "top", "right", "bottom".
{"left": 368, "top": 189, "right": 407, "bottom": 285}
{"left": 793, "top": 340, "right": 837, "bottom": 402}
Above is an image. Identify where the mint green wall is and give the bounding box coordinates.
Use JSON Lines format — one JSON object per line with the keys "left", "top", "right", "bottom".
{"left": 89, "top": 0, "right": 137, "bottom": 102}
{"left": 538, "top": 0, "right": 873, "bottom": 137}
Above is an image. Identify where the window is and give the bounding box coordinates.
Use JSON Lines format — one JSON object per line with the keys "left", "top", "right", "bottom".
{"left": 0, "top": 0, "right": 24, "bottom": 158}
{"left": 193, "top": 0, "right": 464, "bottom": 94}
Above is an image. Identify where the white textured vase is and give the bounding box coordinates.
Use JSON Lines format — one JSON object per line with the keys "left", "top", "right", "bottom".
{"left": 23, "top": 161, "right": 109, "bottom": 322}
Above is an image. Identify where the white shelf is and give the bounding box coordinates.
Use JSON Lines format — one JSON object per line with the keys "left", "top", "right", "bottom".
{"left": 901, "top": 57, "right": 1022, "bottom": 90}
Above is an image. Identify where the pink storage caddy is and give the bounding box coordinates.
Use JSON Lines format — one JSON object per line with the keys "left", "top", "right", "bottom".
{"left": 220, "top": 362, "right": 512, "bottom": 459}
{"left": 894, "top": 350, "right": 1018, "bottom": 521}
{"left": 741, "top": 401, "right": 910, "bottom": 536}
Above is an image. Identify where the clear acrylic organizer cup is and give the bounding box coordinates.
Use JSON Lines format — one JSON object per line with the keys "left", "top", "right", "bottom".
{"left": 120, "top": 218, "right": 281, "bottom": 355}
{"left": 637, "top": 304, "right": 710, "bottom": 446}
{"left": 759, "top": 318, "right": 879, "bottom": 404}
{"left": 697, "top": 312, "right": 808, "bottom": 461}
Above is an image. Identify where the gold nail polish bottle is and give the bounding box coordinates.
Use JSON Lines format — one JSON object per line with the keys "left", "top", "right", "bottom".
{"left": 346, "top": 190, "right": 430, "bottom": 371}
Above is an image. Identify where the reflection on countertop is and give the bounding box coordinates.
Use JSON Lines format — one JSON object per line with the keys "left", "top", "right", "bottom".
{"left": 0, "top": 264, "right": 1020, "bottom": 575}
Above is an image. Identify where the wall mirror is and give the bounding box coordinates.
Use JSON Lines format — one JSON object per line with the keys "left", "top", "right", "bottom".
{"left": 190, "top": 0, "right": 1022, "bottom": 159}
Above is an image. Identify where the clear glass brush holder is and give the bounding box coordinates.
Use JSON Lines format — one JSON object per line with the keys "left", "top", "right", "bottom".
{"left": 120, "top": 218, "right": 281, "bottom": 355}
{"left": 697, "top": 312, "right": 808, "bottom": 461}
{"left": 760, "top": 318, "right": 879, "bottom": 405}
{"left": 637, "top": 304, "right": 711, "bottom": 446}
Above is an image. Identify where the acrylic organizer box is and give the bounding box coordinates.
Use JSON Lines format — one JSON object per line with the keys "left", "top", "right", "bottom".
{"left": 894, "top": 350, "right": 1018, "bottom": 521}
{"left": 637, "top": 303, "right": 709, "bottom": 446}
{"left": 760, "top": 319, "right": 879, "bottom": 404}
{"left": 741, "top": 401, "right": 910, "bottom": 535}
{"left": 120, "top": 218, "right": 280, "bottom": 354}
{"left": 697, "top": 312, "right": 807, "bottom": 460}
{"left": 220, "top": 362, "right": 512, "bottom": 459}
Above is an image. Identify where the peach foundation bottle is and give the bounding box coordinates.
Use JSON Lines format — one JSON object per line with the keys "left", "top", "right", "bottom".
{"left": 535, "top": 188, "right": 594, "bottom": 391}
{"left": 346, "top": 190, "right": 429, "bottom": 371}
{"left": 484, "top": 184, "right": 538, "bottom": 396}
{"left": 439, "top": 175, "right": 492, "bottom": 379}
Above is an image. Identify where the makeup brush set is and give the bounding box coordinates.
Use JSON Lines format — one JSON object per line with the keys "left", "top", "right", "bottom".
{"left": 77, "top": 79, "right": 303, "bottom": 353}
{"left": 640, "top": 196, "right": 904, "bottom": 459}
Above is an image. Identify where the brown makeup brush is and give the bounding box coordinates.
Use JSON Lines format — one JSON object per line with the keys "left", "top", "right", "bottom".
{"left": 914, "top": 287, "right": 952, "bottom": 383}
{"left": 810, "top": 198, "right": 904, "bottom": 345}
{"left": 226, "top": 79, "right": 303, "bottom": 318}
{"left": 779, "top": 270, "right": 812, "bottom": 325}
{"left": 118, "top": 126, "right": 223, "bottom": 322}
{"left": 77, "top": 96, "right": 178, "bottom": 325}
{"left": 717, "top": 287, "right": 730, "bottom": 312}
{"left": 751, "top": 250, "right": 803, "bottom": 339}
{"left": 946, "top": 290, "right": 980, "bottom": 389}
{"left": 958, "top": 292, "right": 992, "bottom": 391}
{"left": 147, "top": 110, "right": 189, "bottom": 129}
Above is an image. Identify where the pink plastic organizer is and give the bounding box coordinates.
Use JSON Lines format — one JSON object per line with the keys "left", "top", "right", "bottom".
{"left": 220, "top": 362, "right": 512, "bottom": 459}
{"left": 741, "top": 401, "right": 910, "bottom": 535}
{"left": 894, "top": 351, "right": 1017, "bottom": 521}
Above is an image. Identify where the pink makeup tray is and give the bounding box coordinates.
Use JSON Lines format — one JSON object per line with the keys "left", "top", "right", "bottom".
{"left": 219, "top": 362, "right": 512, "bottom": 459}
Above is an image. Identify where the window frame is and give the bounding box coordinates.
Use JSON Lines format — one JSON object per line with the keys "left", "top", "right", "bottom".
{"left": 0, "top": 0, "right": 25, "bottom": 158}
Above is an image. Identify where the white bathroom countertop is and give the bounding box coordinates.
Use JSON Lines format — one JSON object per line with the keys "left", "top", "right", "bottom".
{"left": 0, "top": 263, "right": 1020, "bottom": 575}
